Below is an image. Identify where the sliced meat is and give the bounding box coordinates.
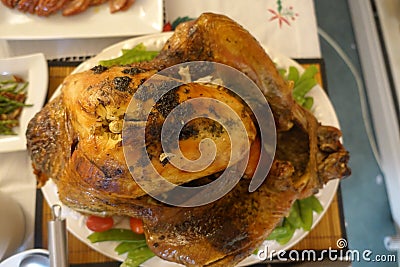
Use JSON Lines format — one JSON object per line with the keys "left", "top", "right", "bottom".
{"left": 1, "top": 0, "right": 19, "bottom": 8}
{"left": 119, "top": 0, "right": 134, "bottom": 11}
{"left": 89, "top": 0, "right": 107, "bottom": 6}
{"left": 17, "top": 0, "right": 39, "bottom": 13}
{"left": 109, "top": 0, "right": 133, "bottom": 13}
{"left": 1, "top": 0, "right": 136, "bottom": 15}
{"left": 62, "top": 0, "right": 91, "bottom": 16}
{"left": 34, "top": 0, "right": 68, "bottom": 16}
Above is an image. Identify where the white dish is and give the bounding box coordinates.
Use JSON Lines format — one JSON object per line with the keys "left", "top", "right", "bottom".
{"left": 0, "top": 0, "right": 163, "bottom": 40}
{"left": 0, "top": 249, "right": 49, "bottom": 267}
{"left": 0, "top": 53, "right": 48, "bottom": 153}
{"left": 41, "top": 32, "right": 340, "bottom": 266}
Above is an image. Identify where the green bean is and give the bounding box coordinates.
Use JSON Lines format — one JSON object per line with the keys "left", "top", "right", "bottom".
{"left": 99, "top": 43, "right": 159, "bottom": 67}
{"left": 120, "top": 247, "right": 155, "bottom": 267}
{"left": 278, "top": 68, "right": 287, "bottom": 78}
{"left": 267, "top": 225, "right": 290, "bottom": 240}
{"left": 0, "top": 95, "right": 31, "bottom": 106}
{"left": 287, "top": 66, "right": 299, "bottom": 83}
{"left": 303, "top": 97, "right": 314, "bottom": 110}
{"left": 0, "top": 80, "right": 17, "bottom": 85}
{"left": 293, "top": 79, "right": 317, "bottom": 98}
{"left": 0, "top": 100, "right": 31, "bottom": 115}
{"left": 275, "top": 219, "right": 296, "bottom": 245}
{"left": 0, "top": 120, "right": 18, "bottom": 125}
{"left": 292, "top": 94, "right": 305, "bottom": 106}
{"left": 126, "top": 246, "right": 154, "bottom": 258}
{"left": 279, "top": 64, "right": 318, "bottom": 110}
{"left": 267, "top": 196, "right": 324, "bottom": 244}
{"left": 114, "top": 241, "right": 147, "bottom": 255}
{"left": 0, "top": 77, "right": 31, "bottom": 135}
{"left": 0, "top": 80, "right": 28, "bottom": 93}
{"left": 286, "top": 200, "right": 303, "bottom": 229}
{"left": 0, "top": 83, "right": 18, "bottom": 92}
{"left": 267, "top": 217, "right": 297, "bottom": 245}
{"left": 87, "top": 229, "right": 146, "bottom": 243}
{"left": 16, "top": 82, "right": 29, "bottom": 93}
{"left": 297, "top": 65, "right": 318, "bottom": 83}
{"left": 87, "top": 228, "right": 152, "bottom": 267}
{"left": 121, "top": 256, "right": 148, "bottom": 267}
{"left": 308, "top": 195, "right": 324, "bottom": 213}
{"left": 0, "top": 123, "right": 17, "bottom": 135}
{"left": 299, "top": 198, "right": 314, "bottom": 231}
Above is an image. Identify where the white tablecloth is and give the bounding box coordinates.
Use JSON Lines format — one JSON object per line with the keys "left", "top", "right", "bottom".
{"left": 164, "top": 0, "right": 321, "bottom": 59}
{"left": 1, "top": 0, "right": 320, "bottom": 60}
{"left": 0, "top": 0, "right": 321, "bottom": 256}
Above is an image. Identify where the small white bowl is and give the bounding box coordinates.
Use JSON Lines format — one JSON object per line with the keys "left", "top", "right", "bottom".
{"left": 0, "top": 53, "right": 48, "bottom": 153}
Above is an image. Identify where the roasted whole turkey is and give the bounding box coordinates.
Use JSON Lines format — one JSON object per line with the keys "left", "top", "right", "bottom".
{"left": 26, "top": 13, "right": 350, "bottom": 267}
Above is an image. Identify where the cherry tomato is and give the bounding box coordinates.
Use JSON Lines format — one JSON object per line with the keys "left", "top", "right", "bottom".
{"left": 129, "top": 217, "right": 144, "bottom": 234}
{"left": 86, "top": 215, "right": 114, "bottom": 232}
{"left": 163, "top": 22, "right": 172, "bottom": 32}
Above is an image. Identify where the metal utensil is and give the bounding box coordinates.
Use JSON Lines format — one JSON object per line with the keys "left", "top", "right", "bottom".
{"left": 47, "top": 205, "right": 68, "bottom": 267}
{"left": 19, "top": 252, "right": 49, "bottom": 267}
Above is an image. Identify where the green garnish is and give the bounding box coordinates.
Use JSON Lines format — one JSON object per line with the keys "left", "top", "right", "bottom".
{"left": 114, "top": 241, "right": 148, "bottom": 255}
{"left": 87, "top": 229, "right": 151, "bottom": 267}
{"left": 280, "top": 64, "right": 319, "bottom": 109}
{"left": 0, "top": 76, "right": 31, "bottom": 135}
{"left": 87, "top": 229, "right": 145, "bottom": 243}
{"left": 120, "top": 247, "right": 155, "bottom": 267}
{"left": 99, "top": 43, "right": 159, "bottom": 67}
{"left": 267, "top": 195, "right": 324, "bottom": 245}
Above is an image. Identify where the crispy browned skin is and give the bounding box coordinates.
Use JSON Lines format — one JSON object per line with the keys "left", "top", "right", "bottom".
{"left": 26, "top": 96, "right": 71, "bottom": 188}
{"left": 141, "top": 15, "right": 294, "bottom": 132}
{"left": 26, "top": 13, "right": 350, "bottom": 267}
{"left": 141, "top": 13, "right": 350, "bottom": 198}
{"left": 27, "top": 65, "right": 257, "bottom": 212}
{"left": 142, "top": 163, "right": 297, "bottom": 266}
{"left": 1, "top": 0, "right": 18, "bottom": 8}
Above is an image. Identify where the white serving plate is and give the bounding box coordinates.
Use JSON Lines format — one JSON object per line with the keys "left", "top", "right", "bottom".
{"left": 41, "top": 32, "right": 340, "bottom": 266}
{"left": 0, "top": 53, "right": 48, "bottom": 153}
{"left": 0, "top": 0, "right": 163, "bottom": 40}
